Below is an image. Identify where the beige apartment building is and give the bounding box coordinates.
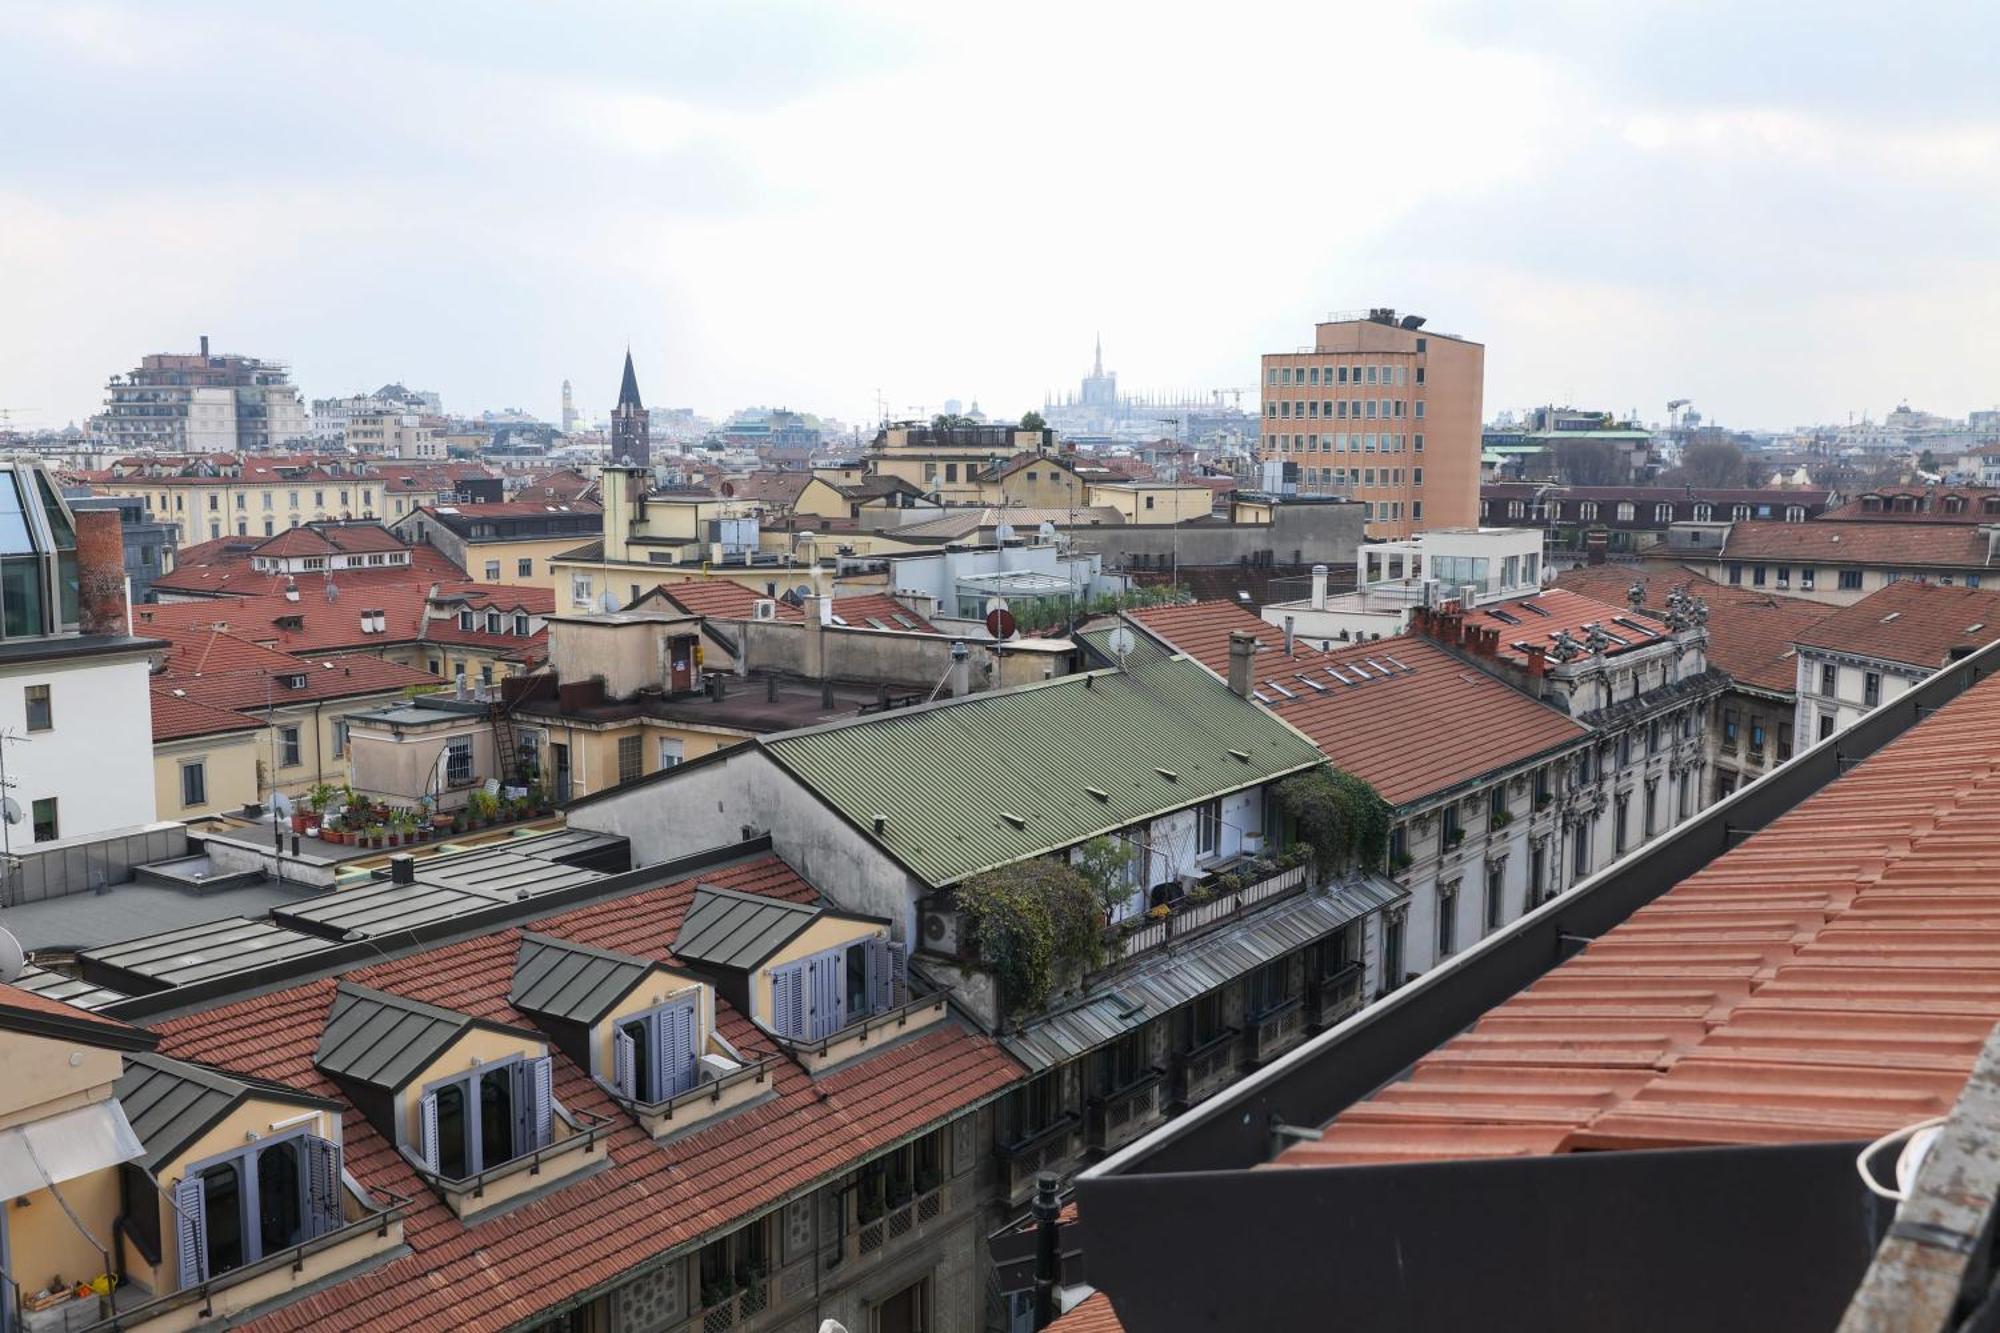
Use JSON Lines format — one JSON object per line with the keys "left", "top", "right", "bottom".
{"left": 1260, "top": 307, "right": 1484, "bottom": 539}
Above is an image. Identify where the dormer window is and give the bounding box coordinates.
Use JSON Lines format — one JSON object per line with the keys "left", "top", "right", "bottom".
{"left": 485, "top": 611, "right": 502, "bottom": 634}
{"left": 420, "top": 1057, "right": 550, "bottom": 1181}
{"left": 458, "top": 610, "right": 474, "bottom": 631}
{"left": 614, "top": 997, "right": 699, "bottom": 1103}
{"left": 514, "top": 614, "right": 530, "bottom": 636}
{"left": 284, "top": 673, "right": 307, "bottom": 689}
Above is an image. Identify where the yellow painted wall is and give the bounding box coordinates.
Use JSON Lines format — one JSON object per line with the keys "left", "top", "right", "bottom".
{"left": 454, "top": 535, "right": 583, "bottom": 597}
{"left": 94, "top": 479, "right": 392, "bottom": 549}
{"left": 11, "top": 1169, "right": 122, "bottom": 1295}
{"left": 1086, "top": 483, "right": 1214, "bottom": 524}
{"left": 0, "top": 1032, "right": 123, "bottom": 1127}
{"left": 152, "top": 733, "right": 262, "bottom": 821}
{"left": 979, "top": 459, "right": 1086, "bottom": 509}
{"left": 519, "top": 720, "right": 744, "bottom": 802}
{"left": 755, "top": 916, "right": 887, "bottom": 1027}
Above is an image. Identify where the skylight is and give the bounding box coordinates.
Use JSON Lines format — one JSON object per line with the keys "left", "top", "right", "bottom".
{"left": 1517, "top": 601, "right": 1552, "bottom": 617}
{"left": 1882, "top": 611, "right": 1902, "bottom": 623}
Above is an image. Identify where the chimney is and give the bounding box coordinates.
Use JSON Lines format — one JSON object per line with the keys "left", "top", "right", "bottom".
{"left": 389, "top": 853, "right": 415, "bottom": 886}
{"left": 1585, "top": 530, "right": 1608, "bottom": 566}
{"left": 1031, "top": 1171, "right": 1064, "bottom": 1331}
{"left": 949, "top": 640, "right": 971, "bottom": 697}
{"left": 1284, "top": 614, "right": 1296, "bottom": 655}
{"left": 1524, "top": 641, "right": 1548, "bottom": 679}
{"left": 1227, "top": 630, "right": 1257, "bottom": 697}
{"left": 199, "top": 334, "right": 209, "bottom": 358}
{"left": 1310, "top": 563, "right": 1329, "bottom": 610}
{"left": 74, "top": 509, "right": 129, "bottom": 636}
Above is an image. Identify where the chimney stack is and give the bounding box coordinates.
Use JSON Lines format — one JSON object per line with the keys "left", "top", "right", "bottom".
{"left": 1227, "top": 630, "right": 1257, "bottom": 697}
{"left": 948, "top": 640, "right": 971, "bottom": 697}
{"left": 1284, "top": 614, "right": 1296, "bottom": 656}
{"left": 199, "top": 334, "right": 209, "bottom": 358}
{"left": 74, "top": 509, "right": 129, "bottom": 636}
{"left": 1310, "top": 563, "right": 1329, "bottom": 610}
{"left": 1585, "top": 530, "right": 1609, "bottom": 566}
{"left": 1524, "top": 642, "right": 1548, "bottom": 679}
{"left": 389, "top": 853, "right": 415, "bottom": 886}
{"left": 1031, "top": 1172, "right": 1064, "bottom": 1330}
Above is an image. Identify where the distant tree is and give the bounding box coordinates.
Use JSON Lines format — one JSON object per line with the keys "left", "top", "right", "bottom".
{"left": 930, "top": 413, "right": 976, "bottom": 430}
{"left": 1680, "top": 439, "right": 1748, "bottom": 490}
{"left": 1553, "top": 439, "right": 1622, "bottom": 486}
{"left": 1019, "top": 410, "right": 1047, "bottom": 432}
{"left": 1919, "top": 450, "right": 1940, "bottom": 474}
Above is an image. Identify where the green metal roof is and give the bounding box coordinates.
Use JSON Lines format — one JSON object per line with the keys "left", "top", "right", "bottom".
{"left": 762, "top": 655, "right": 1324, "bottom": 887}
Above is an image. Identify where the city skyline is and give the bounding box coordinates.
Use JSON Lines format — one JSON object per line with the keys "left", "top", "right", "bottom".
{"left": 3, "top": 0, "right": 1997, "bottom": 434}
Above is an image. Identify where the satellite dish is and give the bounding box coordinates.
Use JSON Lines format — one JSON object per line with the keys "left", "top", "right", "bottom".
{"left": 0, "top": 926, "right": 22, "bottom": 983}
{"left": 1105, "top": 626, "right": 1137, "bottom": 659}
{"left": 1038, "top": 521, "right": 1057, "bottom": 541}
{"left": 985, "top": 606, "right": 1017, "bottom": 640}
{"left": 0, "top": 798, "right": 19, "bottom": 827}
{"left": 995, "top": 522, "right": 1016, "bottom": 545}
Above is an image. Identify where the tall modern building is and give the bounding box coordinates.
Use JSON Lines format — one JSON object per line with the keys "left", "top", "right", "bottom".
{"left": 1259, "top": 308, "right": 1484, "bottom": 538}
{"left": 93, "top": 335, "right": 310, "bottom": 454}
{"left": 610, "top": 351, "right": 650, "bottom": 468}
{"left": 561, "top": 378, "right": 579, "bottom": 433}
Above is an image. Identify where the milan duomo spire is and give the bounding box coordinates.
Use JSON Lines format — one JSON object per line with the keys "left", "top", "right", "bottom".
{"left": 1093, "top": 332, "right": 1103, "bottom": 378}
{"left": 611, "top": 347, "right": 650, "bottom": 469}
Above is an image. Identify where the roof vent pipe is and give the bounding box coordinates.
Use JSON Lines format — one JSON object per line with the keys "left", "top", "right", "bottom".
{"left": 1311, "top": 564, "right": 1329, "bottom": 610}
{"left": 389, "top": 853, "right": 415, "bottom": 886}
{"left": 1284, "top": 615, "right": 1296, "bottom": 656}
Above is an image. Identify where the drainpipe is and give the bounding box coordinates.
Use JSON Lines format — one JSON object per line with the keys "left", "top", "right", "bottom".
{"left": 1032, "top": 1171, "right": 1063, "bottom": 1330}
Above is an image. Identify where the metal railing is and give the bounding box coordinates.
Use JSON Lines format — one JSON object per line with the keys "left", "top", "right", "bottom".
{"left": 1311, "top": 962, "right": 1366, "bottom": 1029}
{"left": 1086, "top": 1072, "right": 1166, "bottom": 1153}
{"left": 852, "top": 1178, "right": 955, "bottom": 1263}
{"left": 776, "top": 992, "right": 948, "bottom": 1060}
{"left": 689, "top": 1275, "right": 770, "bottom": 1333}
{"left": 1173, "top": 1029, "right": 1242, "bottom": 1107}
{"left": 398, "top": 1109, "right": 609, "bottom": 1205}
{"left": 1245, "top": 998, "right": 1307, "bottom": 1065}
{"left": 78, "top": 1195, "right": 407, "bottom": 1331}
{"left": 1118, "top": 863, "right": 1309, "bottom": 960}
{"left": 614, "top": 1055, "right": 774, "bottom": 1127}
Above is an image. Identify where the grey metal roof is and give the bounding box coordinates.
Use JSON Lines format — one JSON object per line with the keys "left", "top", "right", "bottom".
{"left": 272, "top": 881, "right": 510, "bottom": 941}
{"left": 508, "top": 932, "right": 656, "bottom": 1025}
{"left": 115, "top": 1051, "right": 340, "bottom": 1171}
{"left": 673, "top": 884, "right": 821, "bottom": 971}
{"left": 80, "top": 917, "right": 333, "bottom": 994}
{"left": 1003, "top": 876, "right": 1409, "bottom": 1072}
{"left": 315, "top": 981, "right": 537, "bottom": 1092}
{"left": 13, "top": 964, "right": 124, "bottom": 1011}
{"left": 418, "top": 848, "right": 607, "bottom": 899}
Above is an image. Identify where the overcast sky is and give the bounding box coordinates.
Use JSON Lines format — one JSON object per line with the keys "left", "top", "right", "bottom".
{"left": 4, "top": 0, "right": 1996, "bottom": 434}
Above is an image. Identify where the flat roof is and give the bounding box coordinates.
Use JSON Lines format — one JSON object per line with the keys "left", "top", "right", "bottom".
{"left": 0, "top": 874, "right": 324, "bottom": 952}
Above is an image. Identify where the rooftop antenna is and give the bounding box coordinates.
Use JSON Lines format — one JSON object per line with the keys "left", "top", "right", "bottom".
{"left": 0, "top": 728, "right": 29, "bottom": 869}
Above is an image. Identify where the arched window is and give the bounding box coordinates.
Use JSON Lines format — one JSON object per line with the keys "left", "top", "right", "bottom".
{"left": 1785, "top": 505, "right": 1806, "bottom": 522}
{"left": 1579, "top": 501, "right": 1599, "bottom": 521}
{"left": 1616, "top": 502, "right": 1636, "bottom": 521}
{"left": 1508, "top": 500, "right": 1525, "bottom": 518}
{"left": 1655, "top": 502, "right": 1674, "bottom": 524}
{"left": 1693, "top": 502, "right": 1713, "bottom": 521}
{"left": 1732, "top": 504, "right": 1751, "bottom": 521}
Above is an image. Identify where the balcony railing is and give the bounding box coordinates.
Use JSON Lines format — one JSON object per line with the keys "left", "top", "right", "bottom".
{"left": 1244, "top": 997, "right": 1308, "bottom": 1066}
{"left": 850, "top": 1177, "right": 959, "bottom": 1266}
{"left": 617, "top": 1055, "right": 776, "bottom": 1139}
{"left": 775, "top": 992, "right": 949, "bottom": 1073}
{"left": 1171, "top": 1029, "right": 1242, "bottom": 1109}
{"left": 1116, "top": 863, "right": 1309, "bottom": 962}
{"left": 399, "top": 1107, "right": 610, "bottom": 1219}
{"left": 1310, "top": 961, "right": 1366, "bottom": 1029}
{"left": 80, "top": 1195, "right": 408, "bottom": 1332}
{"left": 996, "top": 1112, "right": 1083, "bottom": 1203}
{"left": 1085, "top": 1071, "right": 1165, "bottom": 1154}
{"left": 689, "top": 1275, "right": 770, "bottom": 1332}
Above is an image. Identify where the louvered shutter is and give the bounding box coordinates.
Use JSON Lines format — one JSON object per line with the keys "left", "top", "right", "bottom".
{"left": 662, "top": 1000, "right": 698, "bottom": 1096}
{"left": 887, "top": 941, "right": 908, "bottom": 1007}
{"left": 303, "top": 1134, "right": 344, "bottom": 1238}
{"left": 869, "top": 939, "right": 893, "bottom": 1013}
{"left": 173, "top": 1175, "right": 208, "bottom": 1289}
{"left": 613, "top": 1025, "right": 637, "bottom": 1100}
{"left": 769, "top": 963, "right": 805, "bottom": 1038}
{"left": 807, "top": 953, "right": 841, "bottom": 1040}
{"left": 418, "top": 1090, "right": 440, "bottom": 1174}
{"left": 527, "top": 1055, "right": 554, "bottom": 1148}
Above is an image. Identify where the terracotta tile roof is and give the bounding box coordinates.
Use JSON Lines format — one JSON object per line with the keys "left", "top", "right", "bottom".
{"left": 1484, "top": 483, "right": 1833, "bottom": 507}
{"left": 1821, "top": 486, "right": 2000, "bottom": 523}
{"left": 826, "top": 594, "right": 938, "bottom": 633}
{"left": 1048, "top": 1291, "right": 1127, "bottom": 1332}
{"left": 1555, "top": 568, "right": 1834, "bottom": 694}
{"left": 651, "top": 579, "right": 805, "bottom": 621}
{"left": 148, "top": 853, "right": 1022, "bottom": 1333}
{"left": 1460, "top": 588, "right": 1669, "bottom": 666}
{"left": 150, "top": 685, "right": 269, "bottom": 741}
{"left": 135, "top": 582, "right": 548, "bottom": 658}
{"left": 1717, "top": 520, "right": 1995, "bottom": 569}
{"left": 1124, "top": 601, "right": 1588, "bottom": 807}
{"left": 254, "top": 523, "right": 408, "bottom": 558}
{"left": 721, "top": 470, "right": 812, "bottom": 507}
{"left": 1792, "top": 580, "right": 2000, "bottom": 670}
{"left": 149, "top": 538, "right": 466, "bottom": 600}
{"left": 1275, "top": 668, "right": 2000, "bottom": 1168}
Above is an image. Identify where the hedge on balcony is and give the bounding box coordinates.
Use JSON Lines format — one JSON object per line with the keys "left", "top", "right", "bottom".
{"left": 957, "top": 859, "right": 1106, "bottom": 1012}
{"left": 1276, "top": 768, "right": 1391, "bottom": 872}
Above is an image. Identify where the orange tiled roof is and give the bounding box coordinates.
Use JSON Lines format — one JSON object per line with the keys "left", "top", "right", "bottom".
{"left": 652, "top": 579, "right": 806, "bottom": 622}
{"left": 1124, "top": 602, "right": 1588, "bottom": 807}
{"left": 134, "top": 582, "right": 549, "bottom": 659}
{"left": 1276, "top": 666, "right": 2000, "bottom": 1167}
{"left": 1791, "top": 579, "right": 2000, "bottom": 670}
{"left": 1460, "top": 587, "right": 1669, "bottom": 667}
{"left": 1554, "top": 568, "right": 1833, "bottom": 694}
{"left": 1718, "top": 520, "right": 1994, "bottom": 569}
{"left": 149, "top": 685, "right": 270, "bottom": 741}
{"left": 0, "top": 980, "right": 146, "bottom": 1034}
{"left": 1049, "top": 1292, "right": 1127, "bottom": 1332}
{"left": 149, "top": 854, "right": 1022, "bottom": 1333}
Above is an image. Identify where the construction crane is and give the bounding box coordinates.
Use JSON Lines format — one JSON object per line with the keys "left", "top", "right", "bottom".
{"left": 1666, "top": 399, "right": 1691, "bottom": 432}
{"left": 1211, "top": 387, "right": 1254, "bottom": 409}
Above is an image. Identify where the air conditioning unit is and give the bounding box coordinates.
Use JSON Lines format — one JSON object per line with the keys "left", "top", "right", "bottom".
{"left": 920, "top": 903, "right": 963, "bottom": 957}
{"left": 698, "top": 1053, "right": 739, "bottom": 1083}
{"left": 752, "top": 599, "right": 778, "bottom": 621}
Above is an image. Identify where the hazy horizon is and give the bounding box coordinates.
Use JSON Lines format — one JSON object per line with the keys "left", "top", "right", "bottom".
{"left": 4, "top": 1, "right": 1996, "bottom": 435}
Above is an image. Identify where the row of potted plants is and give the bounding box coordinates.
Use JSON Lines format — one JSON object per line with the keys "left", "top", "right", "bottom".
{"left": 1139, "top": 843, "right": 1316, "bottom": 922}
{"left": 288, "top": 783, "right": 554, "bottom": 848}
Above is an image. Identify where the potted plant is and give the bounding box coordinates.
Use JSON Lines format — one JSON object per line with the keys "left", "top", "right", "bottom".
{"left": 1147, "top": 903, "right": 1172, "bottom": 921}
{"left": 1491, "top": 809, "right": 1514, "bottom": 830}
{"left": 1392, "top": 850, "right": 1414, "bottom": 871}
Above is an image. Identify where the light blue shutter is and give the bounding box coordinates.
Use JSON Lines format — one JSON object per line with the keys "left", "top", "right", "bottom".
{"left": 807, "top": 953, "right": 841, "bottom": 1040}
{"left": 613, "top": 1025, "right": 636, "bottom": 1100}
{"left": 174, "top": 1176, "right": 208, "bottom": 1289}
{"left": 527, "top": 1055, "right": 554, "bottom": 1148}
{"left": 303, "top": 1134, "right": 344, "bottom": 1237}
{"left": 869, "top": 939, "right": 893, "bottom": 1014}
{"left": 770, "top": 963, "right": 805, "bottom": 1038}
{"left": 887, "top": 941, "right": 907, "bottom": 1007}
{"left": 418, "top": 1090, "right": 439, "bottom": 1173}
{"left": 662, "top": 1000, "right": 698, "bottom": 1096}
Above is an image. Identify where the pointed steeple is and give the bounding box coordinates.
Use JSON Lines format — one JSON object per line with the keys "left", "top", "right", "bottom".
{"left": 1093, "top": 333, "right": 1103, "bottom": 378}
{"left": 617, "top": 348, "right": 643, "bottom": 410}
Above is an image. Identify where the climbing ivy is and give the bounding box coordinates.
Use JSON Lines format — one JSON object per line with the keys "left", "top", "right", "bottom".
{"left": 1275, "top": 768, "right": 1392, "bottom": 872}
{"left": 955, "top": 859, "right": 1106, "bottom": 1012}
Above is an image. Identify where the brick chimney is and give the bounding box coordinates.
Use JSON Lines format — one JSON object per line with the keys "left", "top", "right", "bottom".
{"left": 1227, "top": 630, "right": 1258, "bottom": 697}
{"left": 1585, "top": 530, "right": 1609, "bottom": 566}
{"left": 1524, "top": 641, "right": 1548, "bottom": 678}
{"left": 75, "top": 509, "right": 129, "bottom": 636}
